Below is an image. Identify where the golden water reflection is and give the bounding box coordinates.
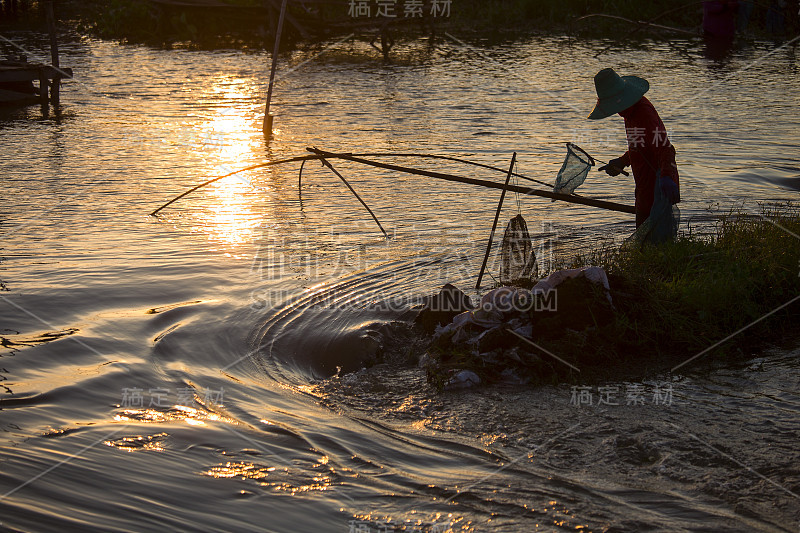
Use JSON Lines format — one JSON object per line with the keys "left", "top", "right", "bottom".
{"left": 193, "top": 81, "right": 265, "bottom": 249}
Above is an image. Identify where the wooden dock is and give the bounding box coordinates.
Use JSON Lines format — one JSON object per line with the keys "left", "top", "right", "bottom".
{"left": 0, "top": 59, "right": 72, "bottom": 108}
{"left": 0, "top": 1, "right": 72, "bottom": 109}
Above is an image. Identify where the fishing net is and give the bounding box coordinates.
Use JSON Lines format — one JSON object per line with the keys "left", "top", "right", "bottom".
{"left": 500, "top": 214, "right": 537, "bottom": 284}
{"left": 553, "top": 143, "right": 595, "bottom": 195}
{"left": 626, "top": 174, "right": 680, "bottom": 246}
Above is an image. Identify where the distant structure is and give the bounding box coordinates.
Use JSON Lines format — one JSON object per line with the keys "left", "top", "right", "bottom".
{"left": 145, "top": 0, "right": 448, "bottom": 58}
{"left": 0, "top": 1, "right": 72, "bottom": 111}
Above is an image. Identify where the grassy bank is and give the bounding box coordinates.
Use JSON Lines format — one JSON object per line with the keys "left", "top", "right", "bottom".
{"left": 560, "top": 204, "right": 800, "bottom": 367}
{"left": 427, "top": 204, "right": 800, "bottom": 387}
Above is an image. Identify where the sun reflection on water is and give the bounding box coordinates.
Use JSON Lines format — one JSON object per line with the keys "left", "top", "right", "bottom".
{"left": 193, "top": 82, "right": 265, "bottom": 248}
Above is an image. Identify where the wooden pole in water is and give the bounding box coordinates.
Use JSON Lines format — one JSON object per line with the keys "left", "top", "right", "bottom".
{"left": 38, "top": 68, "right": 49, "bottom": 111}
{"left": 263, "top": 0, "right": 288, "bottom": 137}
{"left": 44, "top": 0, "right": 59, "bottom": 106}
{"left": 476, "top": 153, "right": 516, "bottom": 290}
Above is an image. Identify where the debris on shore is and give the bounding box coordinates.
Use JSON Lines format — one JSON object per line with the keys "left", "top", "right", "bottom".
{"left": 414, "top": 205, "right": 800, "bottom": 391}
{"left": 417, "top": 268, "right": 616, "bottom": 390}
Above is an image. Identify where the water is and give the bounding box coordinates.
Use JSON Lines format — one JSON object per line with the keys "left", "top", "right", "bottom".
{"left": 1, "top": 33, "right": 799, "bottom": 531}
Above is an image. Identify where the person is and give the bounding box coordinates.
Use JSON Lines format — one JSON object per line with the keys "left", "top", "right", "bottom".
{"left": 738, "top": 0, "right": 754, "bottom": 33}
{"left": 702, "top": 0, "right": 739, "bottom": 38}
{"left": 588, "top": 68, "right": 680, "bottom": 227}
{"left": 766, "top": 0, "right": 788, "bottom": 34}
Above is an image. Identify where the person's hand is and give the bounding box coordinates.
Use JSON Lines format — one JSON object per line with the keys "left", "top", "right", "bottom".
{"left": 659, "top": 176, "right": 681, "bottom": 204}
{"left": 598, "top": 157, "right": 627, "bottom": 176}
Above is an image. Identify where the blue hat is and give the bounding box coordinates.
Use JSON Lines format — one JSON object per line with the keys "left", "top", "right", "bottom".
{"left": 588, "top": 68, "right": 649, "bottom": 120}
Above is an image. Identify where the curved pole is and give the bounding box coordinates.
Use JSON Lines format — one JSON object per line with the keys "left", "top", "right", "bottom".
{"left": 149, "top": 155, "right": 315, "bottom": 216}
{"left": 149, "top": 152, "right": 553, "bottom": 216}
{"left": 573, "top": 13, "right": 697, "bottom": 35}
{"left": 298, "top": 158, "right": 307, "bottom": 200}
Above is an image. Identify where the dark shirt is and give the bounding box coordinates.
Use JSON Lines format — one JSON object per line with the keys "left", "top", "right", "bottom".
{"left": 618, "top": 96, "right": 680, "bottom": 226}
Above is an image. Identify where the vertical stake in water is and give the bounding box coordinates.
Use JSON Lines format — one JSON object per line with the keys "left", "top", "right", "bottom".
{"left": 44, "top": 0, "right": 59, "bottom": 107}
{"left": 263, "top": 0, "right": 288, "bottom": 137}
{"left": 476, "top": 152, "right": 517, "bottom": 290}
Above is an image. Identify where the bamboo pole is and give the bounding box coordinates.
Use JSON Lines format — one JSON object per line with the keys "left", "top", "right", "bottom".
{"left": 150, "top": 152, "right": 552, "bottom": 215}
{"left": 150, "top": 150, "right": 636, "bottom": 216}
{"left": 318, "top": 157, "right": 388, "bottom": 237}
{"left": 263, "top": 0, "right": 288, "bottom": 137}
{"left": 476, "top": 153, "right": 516, "bottom": 290}
{"left": 307, "top": 148, "right": 636, "bottom": 214}
{"left": 150, "top": 155, "right": 312, "bottom": 216}
{"left": 44, "top": 0, "right": 59, "bottom": 106}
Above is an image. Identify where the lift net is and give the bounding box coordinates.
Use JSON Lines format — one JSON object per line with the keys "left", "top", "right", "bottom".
{"left": 553, "top": 143, "right": 595, "bottom": 195}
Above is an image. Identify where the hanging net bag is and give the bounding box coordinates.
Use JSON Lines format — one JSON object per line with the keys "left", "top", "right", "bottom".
{"left": 500, "top": 214, "right": 537, "bottom": 284}
{"left": 626, "top": 173, "right": 680, "bottom": 247}
{"left": 553, "top": 143, "right": 595, "bottom": 196}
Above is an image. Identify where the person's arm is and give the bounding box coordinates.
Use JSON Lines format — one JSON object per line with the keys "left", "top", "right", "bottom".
{"left": 599, "top": 151, "right": 630, "bottom": 176}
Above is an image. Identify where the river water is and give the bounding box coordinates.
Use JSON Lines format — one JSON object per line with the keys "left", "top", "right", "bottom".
{"left": 1, "top": 32, "right": 799, "bottom": 532}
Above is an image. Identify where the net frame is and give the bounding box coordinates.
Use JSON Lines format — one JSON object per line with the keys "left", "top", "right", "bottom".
{"left": 553, "top": 142, "right": 596, "bottom": 196}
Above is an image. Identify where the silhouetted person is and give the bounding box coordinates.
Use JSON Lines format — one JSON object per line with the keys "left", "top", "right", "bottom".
{"left": 588, "top": 68, "right": 680, "bottom": 228}
{"left": 703, "top": 1, "right": 738, "bottom": 59}
{"left": 766, "top": 0, "right": 788, "bottom": 34}
{"left": 738, "top": 0, "right": 754, "bottom": 32}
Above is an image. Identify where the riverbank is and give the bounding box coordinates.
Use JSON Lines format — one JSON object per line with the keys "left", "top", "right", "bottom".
{"left": 3, "top": 0, "right": 798, "bottom": 50}
{"left": 424, "top": 204, "right": 800, "bottom": 388}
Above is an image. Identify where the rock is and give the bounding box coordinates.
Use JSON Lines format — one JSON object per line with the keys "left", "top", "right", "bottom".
{"left": 415, "top": 283, "right": 474, "bottom": 334}
{"left": 472, "top": 326, "right": 516, "bottom": 353}
{"left": 530, "top": 275, "right": 615, "bottom": 337}
{"left": 500, "top": 368, "right": 530, "bottom": 385}
{"left": 443, "top": 369, "right": 481, "bottom": 390}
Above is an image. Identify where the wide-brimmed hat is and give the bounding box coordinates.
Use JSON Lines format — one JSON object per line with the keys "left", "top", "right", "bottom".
{"left": 588, "top": 68, "right": 649, "bottom": 120}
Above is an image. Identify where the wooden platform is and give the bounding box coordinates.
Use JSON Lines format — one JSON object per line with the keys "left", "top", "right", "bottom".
{"left": 0, "top": 60, "right": 72, "bottom": 107}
